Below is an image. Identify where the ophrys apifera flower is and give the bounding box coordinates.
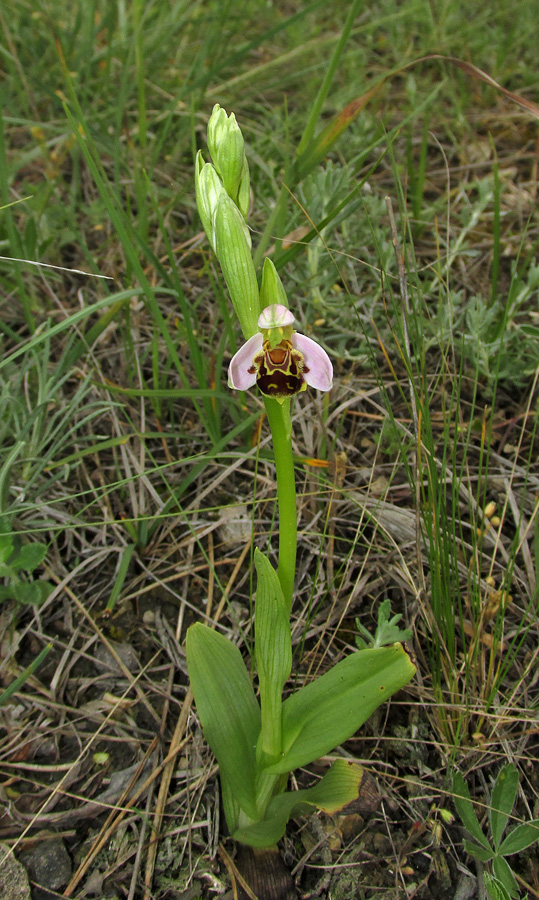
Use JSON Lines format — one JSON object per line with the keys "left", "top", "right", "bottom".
{"left": 228, "top": 304, "right": 333, "bottom": 400}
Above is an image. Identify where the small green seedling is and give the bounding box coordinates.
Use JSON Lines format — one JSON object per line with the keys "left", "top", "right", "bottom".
{"left": 0, "top": 518, "right": 52, "bottom": 606}
{"left": 453, "top": 764, "right": 539, "bottom": 898}
{"left": 355, "top": 599, "right": 413, "bottom": 649}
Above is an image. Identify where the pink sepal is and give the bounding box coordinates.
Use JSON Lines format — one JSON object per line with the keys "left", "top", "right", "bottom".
{"left": 292, "top": 333, "right": 333, "bottom": 391}
{"left": 228, "top": 333, "right": 263, "bottom": 390}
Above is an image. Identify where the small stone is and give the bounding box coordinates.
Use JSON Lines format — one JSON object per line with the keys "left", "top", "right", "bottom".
{"left": 218, "top": 505, "right": 252, "bottom": 544}
{"left": 454, "top": 873, "right": 477, "bottom": 900}
{"left": 19, "top": 836, "right": 72, "bottom": 891}
{"left": 337, "top": 812, "right": 365, "bottom": 840}
{"left": 94, "top": 641, "right": 139, "bottom": 674}
{"left": 372, "top": 832, "right": 391, "bottom": 854}
{"left": 0, "top": 843, "right": 31, "bottom": 900}
{"left": 83, "top": 869, "right": 104, "bottom": 896}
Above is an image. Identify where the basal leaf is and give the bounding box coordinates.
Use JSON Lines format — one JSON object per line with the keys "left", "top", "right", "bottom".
{"left": 254, "top": 550, "right": 292, "bottom": 761}
{"left": 220, "top": 771, "right": 242, "bottom": 836}
{"left": 233, "top": 759, "right": 365, "bottom": 848}
{"left": 265, "top": 643, "right": 415, "bottom": 775}
{"left": 12, "top": 579, "right": 52, "bottom": 606}
{"left": 186, "top": 623, "right": 261, "bottom": 820}
{"left": 0, "top": 532, "right": 14, "bottom": 564}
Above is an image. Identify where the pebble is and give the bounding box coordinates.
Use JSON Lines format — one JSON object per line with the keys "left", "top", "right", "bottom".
{"left": 94, "top": 640, "right": 140, "bottom": 674}
{"left": 19, "top": 836, "right": 72, "bottom": 893}
{"left": 0, "top": 843, "right": 31, "bottom": 900}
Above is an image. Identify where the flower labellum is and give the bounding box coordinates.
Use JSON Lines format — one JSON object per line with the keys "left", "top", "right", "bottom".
{"left": 228, "top": 304, "right": 333, "bottom": 400}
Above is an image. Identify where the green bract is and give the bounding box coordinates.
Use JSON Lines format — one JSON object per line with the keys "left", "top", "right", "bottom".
{"left": 259, "top": 257, "right": 289, "bottom": 311}
{"left": 213, "top": 194, "right": 259, "bottom": 339}
{"left": 195, "top": 106, "right": 259, "bottom": 339}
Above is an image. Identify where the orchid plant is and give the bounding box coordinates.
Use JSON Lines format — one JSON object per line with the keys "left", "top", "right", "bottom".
{"left": 186, "top": 105, "right": 416, "bottom": 848}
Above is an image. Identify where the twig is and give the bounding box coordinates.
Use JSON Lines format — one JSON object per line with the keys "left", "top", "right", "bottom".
{"left": 142, "top": 692, "right": 194, "bottom": 900}
{"left": 64, "top": 737, "right": 159, "bottom": 896}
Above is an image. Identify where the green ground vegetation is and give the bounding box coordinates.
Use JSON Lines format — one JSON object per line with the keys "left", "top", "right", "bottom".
{"left": 1, "top": 1, "right": 538, "bottom": 897}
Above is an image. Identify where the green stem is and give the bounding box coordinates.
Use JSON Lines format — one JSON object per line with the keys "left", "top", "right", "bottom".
{"left": 263, "top": 397, "right": 296, "bottom": 615}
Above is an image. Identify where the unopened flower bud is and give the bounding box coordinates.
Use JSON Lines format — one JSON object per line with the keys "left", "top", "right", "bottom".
{"left": 207, "top": 104, "right": 249, "bottom": 209}
{"left": 195, "top": 152, "right": 226, "bottom": 250}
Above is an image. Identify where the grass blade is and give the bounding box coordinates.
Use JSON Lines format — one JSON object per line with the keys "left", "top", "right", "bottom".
{"left": 0, "top": 643, "right": 53, "bottom": 707}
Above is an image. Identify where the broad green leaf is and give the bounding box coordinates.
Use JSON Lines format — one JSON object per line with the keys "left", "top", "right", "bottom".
{"left": 0, "top": 533, "right": 14, "bottom": 564}
{"left": 490, "top": 764, "right": 519, "bottom": 850}
{"left": 463, "top": 838, "right": 494, "bottom": 862}
{"left": 186, "top": 623, "right": 261, "bottom": 820}
{"left": 265, "top": 643, "right": 415, "bottom": 775}
{"left": 254, "top": 550, "right": 292, "bottom": 761}
{"left": 484, "top": 873, "right": 512, "bottom": 900}
{"left": 220, "top": 771, "right": 242, "bottom": 836}
{"left": 499, "top": 819, "right": 539, "bottom": 856}
{"left": 12, "top": 580, "right": 53, "bottom": 606}
{"left": 453, "top": 771, "right": 492, "bottom": 851}
{"left": 492, "top": 855, "right": 519, "bottom": 898}
{"left": 234, "top": 759, "right": 365, "bottom": 848}
{"left": 11, "top": 542, "right": 48, "bottom": 574}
